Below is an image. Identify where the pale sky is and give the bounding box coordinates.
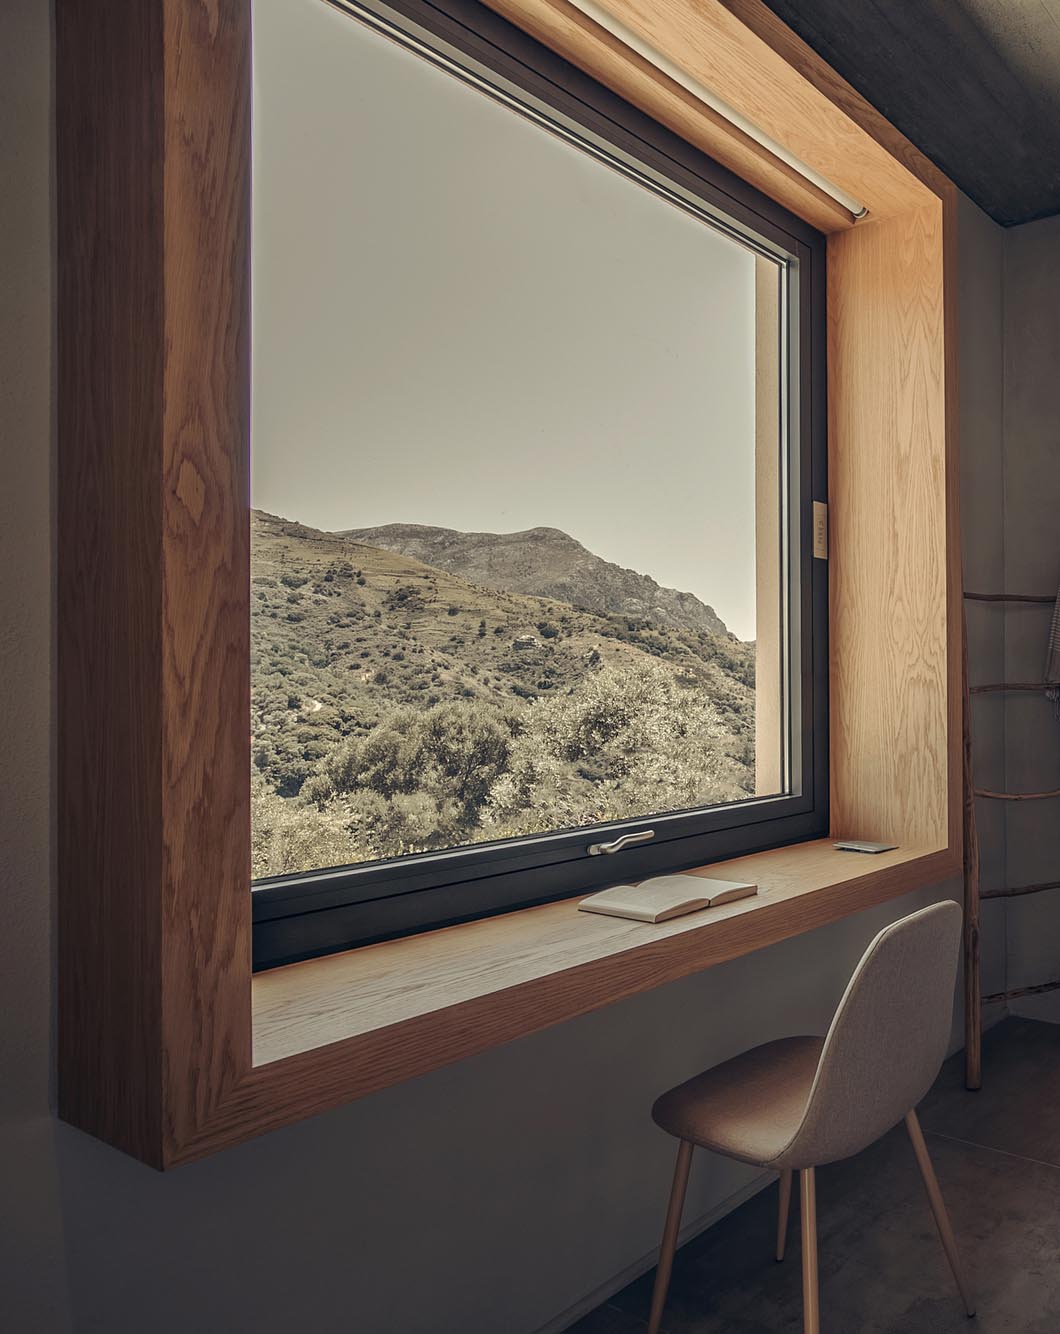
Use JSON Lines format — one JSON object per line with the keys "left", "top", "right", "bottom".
{"left": 250, "top": 0, "right": 762, "bottom": 639}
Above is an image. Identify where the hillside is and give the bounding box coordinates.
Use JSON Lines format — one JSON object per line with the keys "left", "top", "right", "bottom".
{"left": 251, "top": 510, "right": 756, "bottom": 878}
{"left": 341, "top": 522, "right": 730, "bottom": 637}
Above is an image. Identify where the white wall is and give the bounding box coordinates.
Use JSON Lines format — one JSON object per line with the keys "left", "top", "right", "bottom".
{"left": 0, "top": 4, "right": 1009, "bottom": 1331}
{"left": 1000, "top": 214, "right": 1060, "bottom": 1021}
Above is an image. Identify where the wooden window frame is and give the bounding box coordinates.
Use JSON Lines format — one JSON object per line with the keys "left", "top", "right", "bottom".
{"left": 57, "top": 0, "right": 961, "bottom": 1169}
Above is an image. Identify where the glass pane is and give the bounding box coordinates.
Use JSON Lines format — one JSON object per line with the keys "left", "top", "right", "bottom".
{"left": 250, "top": 0, "right": 788, "bottom": 879}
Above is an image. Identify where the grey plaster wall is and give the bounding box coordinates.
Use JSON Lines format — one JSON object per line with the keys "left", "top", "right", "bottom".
{"left": 0, "top": 4, "right": 1009, "bottom": 1331}
{"left": 959, "top": 195, "right": 1008, "bottom": 1022}
{"left": 1001, "top": 214, "right": 1060, "bottom": 1020}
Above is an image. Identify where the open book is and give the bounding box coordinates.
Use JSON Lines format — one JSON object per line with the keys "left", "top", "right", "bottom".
{"left": 578, "top": 874, "right": 758, "bottom": 923}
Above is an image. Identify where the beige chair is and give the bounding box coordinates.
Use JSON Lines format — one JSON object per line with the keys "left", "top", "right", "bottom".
{"left": 646, "top": 901, "right": 973, "bottom": 1334}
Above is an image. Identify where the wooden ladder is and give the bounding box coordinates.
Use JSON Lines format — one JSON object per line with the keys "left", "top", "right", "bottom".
{"left": 963, "top": 590, "right": 1059, "bottom": 1090}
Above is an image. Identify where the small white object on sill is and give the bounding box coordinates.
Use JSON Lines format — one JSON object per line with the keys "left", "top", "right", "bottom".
{"left": 833, "top": 840, "right": 899, "bottom": 854}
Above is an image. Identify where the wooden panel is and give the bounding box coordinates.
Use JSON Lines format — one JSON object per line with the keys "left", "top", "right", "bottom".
{"left": 159, "top": 0, "right": 252, "bottom": 1155}
{"left": 713, "top": 0, "right": 953, "bottom": 206}
{"left": 57, "top": 0, "right": 251, "bottom": 1168}
{"left": 481, "top": 0, "right": 853, "bottom": 234}
{"left": 827, "top": 202, "right": 954, "bottom": 847}
{"left": 165, "top": 845, "right": 954, "bottom": 1161}
{"left": 251, "top": 841, "right": 942, "bottom": 1066}
{"left": 57, "top": 0, "right": 167, "bottom": 1166}
{"left": 942, "top": 191, "right": 963, "bottom": 863}
{"left": 156, "top": 841, "right": 950, "bottom": 1163}
{"left": 484, "top": 0, "right": 937, "bottom": 223}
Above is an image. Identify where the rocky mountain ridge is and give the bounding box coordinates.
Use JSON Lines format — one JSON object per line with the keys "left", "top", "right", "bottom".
{"left": 340, "top": 522, "right": 732, "bottom": 639}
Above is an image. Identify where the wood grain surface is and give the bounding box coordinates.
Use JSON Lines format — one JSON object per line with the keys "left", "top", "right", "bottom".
{"left": 57, "top": 0, "right": 168, "bottom": 1166}
{"left": 159, "top": 0, "right": 252, "bottom": 1157}
{"left": 57, "top": 0, "right": 251, "bottom": 1168}
{"left": 192, "top": 842, "right": 951, "bottom": 1164}
{"left": 826, "top": 203, "right": 953, "bottom": 850}
{"left": 251, "top": 841, "right": 943, "bottom": 1066}
{"left": 481, "top": 0, "right": 854, "bottom": 232}
{"left": 491, "top": 0, "right": 938, "bottom": 219}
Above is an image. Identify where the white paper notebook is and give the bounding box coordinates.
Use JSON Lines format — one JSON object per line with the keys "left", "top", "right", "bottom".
{"left": 578, "top": 874, "right": 758, "bottom": 923}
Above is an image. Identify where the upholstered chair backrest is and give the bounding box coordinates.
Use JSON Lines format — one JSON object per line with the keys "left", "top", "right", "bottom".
{"left": 776, "top": 900, "right": 962, "bottom": 1169}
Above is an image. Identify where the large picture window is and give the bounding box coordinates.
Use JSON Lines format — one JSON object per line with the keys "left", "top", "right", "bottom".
{"left": 250, "top": 0, "right": 828, "bottom": 966}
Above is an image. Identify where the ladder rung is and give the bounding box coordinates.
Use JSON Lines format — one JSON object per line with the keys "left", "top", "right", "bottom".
{"left": 981, "top": 880, "right": 1060, "bottom": 901}
{"left": 983, "top": 979, "right": 1060, "bottom": 1004}
{"left": 970, "top": 682, "right": 1049, "bottom": 694}
{"left": 964, "top": 591, "right": 1057, "bottom": 604}
{"left": 974, "top": 787, "right": 1060, "bottom": 801}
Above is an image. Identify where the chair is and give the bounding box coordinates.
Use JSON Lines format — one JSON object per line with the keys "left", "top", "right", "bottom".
{"left": 646, "top": 900, "right": 973, "bottom": 1334}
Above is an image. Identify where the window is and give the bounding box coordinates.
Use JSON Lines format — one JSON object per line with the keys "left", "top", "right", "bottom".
{"left": 250, "top": 0, "right": 827, "bottom": 967}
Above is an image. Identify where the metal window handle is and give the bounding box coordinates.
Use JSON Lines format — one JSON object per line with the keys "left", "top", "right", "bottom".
{"left": 587, "top": 829, "right": 656, "bottom": 856}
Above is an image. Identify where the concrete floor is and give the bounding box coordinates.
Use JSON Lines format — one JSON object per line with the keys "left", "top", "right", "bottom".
{"left": 569, "top": 1017, "right": 1060, "bottom": 1333}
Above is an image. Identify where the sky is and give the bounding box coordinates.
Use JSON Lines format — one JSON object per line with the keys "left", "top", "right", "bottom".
{"left": 250, "top": 0, "right": 763, "bottom": 639}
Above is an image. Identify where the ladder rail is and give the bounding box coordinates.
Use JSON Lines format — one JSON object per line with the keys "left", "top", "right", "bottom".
{"left": 962, "top": 587, "right": 1060, "bottom": 1087}
{"left": 961, "top": 619, "right": 982, "bottom": 1090}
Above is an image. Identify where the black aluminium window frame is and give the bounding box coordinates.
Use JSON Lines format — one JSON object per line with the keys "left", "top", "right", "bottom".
{"left": 251, "top": 0, "right": 829, "bottom": 970}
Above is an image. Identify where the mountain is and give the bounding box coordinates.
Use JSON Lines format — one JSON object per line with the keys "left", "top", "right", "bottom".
{"left": 250, "top": 510, "right": 755, "bottom": 824}
{"left": 339, "top": 522, "right": 732, "bottom": 639}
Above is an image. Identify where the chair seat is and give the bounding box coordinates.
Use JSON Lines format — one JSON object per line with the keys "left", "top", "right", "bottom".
{"left": 652, "top": 1035, "right": 824, "bottom": 1168}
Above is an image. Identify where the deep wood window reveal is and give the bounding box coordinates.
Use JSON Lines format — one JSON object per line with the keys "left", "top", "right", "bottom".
{"left": 56, "top": 0, "right": 961, "bottom": 1169}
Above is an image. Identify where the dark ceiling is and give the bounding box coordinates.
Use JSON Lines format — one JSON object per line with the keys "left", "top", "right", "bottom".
{"left": 760, "top": 0, "right": 1060, "bottom": 226}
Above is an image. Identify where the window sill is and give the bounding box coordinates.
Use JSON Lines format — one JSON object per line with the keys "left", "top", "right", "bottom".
{"left": 252, "top": 838, "right": 956, "bottom": 1069}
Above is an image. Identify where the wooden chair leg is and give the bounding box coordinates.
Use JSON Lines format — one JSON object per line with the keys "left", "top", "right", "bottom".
{"left": 800, "top": 1167, "right": 820, "bottom": 1334}
{"left": 905, "top": 1110, "right": 976, "bottom": 1317}
{"left": 777, "top": 1168, "right": 793, "bottom": 1261}
{"left": 647, "top": 1140, "right": 693, "bottom": 1334}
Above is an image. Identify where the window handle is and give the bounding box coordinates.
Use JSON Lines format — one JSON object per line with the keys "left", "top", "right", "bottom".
{"left": 587, "top": 829, "right": 656, "bottom": 856}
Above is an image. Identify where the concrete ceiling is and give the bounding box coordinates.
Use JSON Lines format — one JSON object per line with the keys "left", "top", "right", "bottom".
{"left": 760, "top": 0, "right": 1060, "bottom": 226}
